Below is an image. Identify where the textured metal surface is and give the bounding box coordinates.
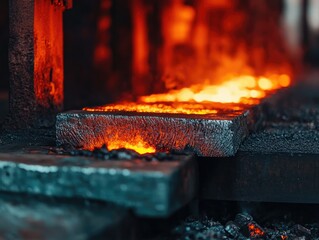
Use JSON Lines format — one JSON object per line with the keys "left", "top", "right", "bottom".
{"left": 199, "top": 152, "right": 319, "bottom": 203}
{"left": 56, "top": 110, "right": 250, "bottom": 157}
{"left": 0, "top": 193, "right": 134, "bottom": 240}
{"left": 241, "top": 82, "right": 319, "bottom": 154}
{"left": 0, "top": 153, "right": 197, "bottom": 217}
{"left": 8, "top": 0, "right": 66, "bottom": 129}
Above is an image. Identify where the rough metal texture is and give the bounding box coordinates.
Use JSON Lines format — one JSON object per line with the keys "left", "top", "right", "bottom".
{"left": 199, "top": 151, "right": 319, "bottom": 203}
{"left": 241, "top": 80, "right": 319, "bottom": 154}
{"left": 158, "top": 214, "right": 318, "bottom": 240}
{"left": 0, "top": 193, "right": 134, "bottom": 240}
{"left": 0, "top": 153, "right": 197, "bottom": 217}
{"left": 56, "top": 110, "right": 250, "bottom": 157}
{"left": 0, "top": 128, "right": 56, "bottom": 153}
{"left": 8, "top": 0, "right": 66, "bottom": 129}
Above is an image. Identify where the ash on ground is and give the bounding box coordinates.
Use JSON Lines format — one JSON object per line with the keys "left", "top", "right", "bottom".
{"left": 155, "top": 213, "right": 319, "bottom": 240}
{"left": 60, "top": 144, "right": 191, "bottom": 162}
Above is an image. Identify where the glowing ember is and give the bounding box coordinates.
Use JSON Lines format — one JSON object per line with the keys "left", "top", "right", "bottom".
{"left": 84, "top": 102, "right": 246, "bottom": 115}
{"left": 84, "top": 74, "right": 290, "bottom": 115}
{"left": 248, "top": 222, "right": 265, "bottom": 238}
{"left": 107, "top": 140, "right": 156, "bottom": 154}
{"left": 86, "top": 136, "right": 156, "bottom": 154}
{"left": 81, "top": 0, "right": 295, "bottom": 155}
{"left": 140, "top": 74, "right": 291, "bottom": 104}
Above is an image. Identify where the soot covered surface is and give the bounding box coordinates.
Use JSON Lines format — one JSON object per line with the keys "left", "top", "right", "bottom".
{"left": 241, "top": 76, "right": 319, "bottom": 154}
{"left": 155, "top": 215, "right": 318, "bottom": 240}
{"left": 146, "top": 202, "right": 319, "bottom": 240}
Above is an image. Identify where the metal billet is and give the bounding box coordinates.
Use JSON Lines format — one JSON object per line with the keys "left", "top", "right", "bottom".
{"left": 56, "top": 110, "right": 251, "bottom": 157}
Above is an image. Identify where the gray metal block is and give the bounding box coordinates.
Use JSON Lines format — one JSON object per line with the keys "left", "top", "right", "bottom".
{"left": 56, "top": 110, "right": 250, "bottom": 157}
{"left": 0, "top": 193, "right": 134, "bottom": 240}
{"left": 0, "top": 153, "right": 197, "bottom": 217}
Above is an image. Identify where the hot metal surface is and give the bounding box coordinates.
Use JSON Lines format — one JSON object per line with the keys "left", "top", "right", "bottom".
{"left": 56, "top": 110, "right": 251, "bottom": 157}
{"left": 0, "top": 152, "right": 197, "bottom": 217}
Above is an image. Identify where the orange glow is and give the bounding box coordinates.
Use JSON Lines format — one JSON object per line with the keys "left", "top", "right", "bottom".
{"left": 278, "top": 74, "right": 291, "bottom": 87}
{"left": 85, "top": 73, "right": 291, "bottom": 153}
{"left": 107, "top": 138, "right": 156, "bottom": 154}
{"left": 248, "top": 223, "right": 265, "bottom": 237}
{"left": 84, "top": 102, "right": 241, "bottom": 115}
{"left": 258, "top": 77, "right": 273, "bottom": 90}
{"left": 150, "top": 0, "right": 294, "bottom": 96}
{"left": 88, "top": 1, "right": 292, "bottom": 116}
{"left": 85, "top": 135, "right": 156, "bottom": 154}
{"left": 163, "top": 0, "right": 195, "bottom": 44}
{"left": 139, "top": 75, "right": 290, "bottom": 104}
{"left": 85, "top": 74, "right": 291, "bottom": 115}
{"left": 34, "top": 0, "right": 64, "bottom": 108}
{"left": 86, "top": 1, "right": 295, "bottom": 152}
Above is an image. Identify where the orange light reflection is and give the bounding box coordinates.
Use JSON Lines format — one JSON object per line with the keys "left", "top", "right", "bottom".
{"left": 85, "top": 74, "right": 291, "bottom": 115}
{"left": 107, "top": 140, "right": 156, "bottom": 154}
{"left": 140, "top": 74, "right": 290, "bottom": 104}
{"left": 86, "top": 136, "right": 156, "bottom": 155}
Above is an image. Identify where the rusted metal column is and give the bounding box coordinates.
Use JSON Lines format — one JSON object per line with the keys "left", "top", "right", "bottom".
{"left": 8, "top": 0, "right": 72, "bottom": 129}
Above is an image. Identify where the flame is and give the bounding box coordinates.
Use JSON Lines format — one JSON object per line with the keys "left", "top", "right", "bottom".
{"left": 85, "top": 0, "right": 295, "bottom": 152}
{"left": 139, "top": 74, "right": 290, "bottom": 104}
{"left": 248, "top": 223, "right": 265, "bottom": 237}
{"left": 85, "top": 135, "right": 156, "bottom": 154}
{"left": 85, "top": 74, "right": 291, "bottom": 115}
{"left": 84, "top": 73, "right": 291, "bottom": 153}
{"left": 85, "top": 103, "right": 219, "bottom": 115}
{"left": 107, "top": 139, "right": 156, "bottom": 154}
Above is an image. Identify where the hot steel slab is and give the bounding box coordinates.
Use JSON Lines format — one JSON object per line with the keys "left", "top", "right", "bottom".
{"left": 56, "top": 109, "right": 252, "bottom": 157}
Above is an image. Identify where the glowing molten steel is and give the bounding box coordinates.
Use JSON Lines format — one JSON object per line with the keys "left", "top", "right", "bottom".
{"left": 87, "top": 136, "right": 156, "bottom": 154}
{"left": 83, "top": 74, "right": 291, "bottom": 153}
{"left": 84, "top": 74, "right": 291, "bottom": 115}
{"left": 83, "top": 0, "right": 294, "bottom": 153}
{"left": 248, "top": 223, "right": 265, "bottom": 238}
{"left": 107, "top": 140, "right": 156, "bottom": 154}
{"left": 140, "top": 74, "right": 291, "bottom": 104}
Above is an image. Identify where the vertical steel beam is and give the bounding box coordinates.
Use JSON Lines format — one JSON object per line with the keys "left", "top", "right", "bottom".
{"left": 8, "top": 0, "right": 71, "bottom": 128}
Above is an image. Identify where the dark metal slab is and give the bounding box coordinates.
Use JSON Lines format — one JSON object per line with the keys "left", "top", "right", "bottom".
{"left": 199, "top": 152, "right": 319, "bottom": 203}
{"left": 56, "top": 109, "right": 250, "bottom": 157}
{"left": 0, "top": 152, "right": 197, "bottom": 217}
{"left": 0, "top": 193, "right": 134, "bottom": 240}
{"left": 241, "top": 82, "right": 319, "bottom": 154}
